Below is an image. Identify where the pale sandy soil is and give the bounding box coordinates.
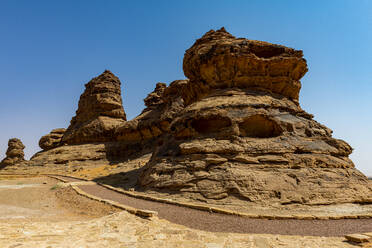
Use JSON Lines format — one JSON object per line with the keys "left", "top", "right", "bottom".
{"left": 0, "top": 176, "right": 362, "bottom": 247}
{"left": 3, "top": 156, "right": 372, "bottom": 219}
{"left": 0, "top": 209, "right": 357, "bottom": 248}
{"left": 0, "top": 176, "right": 118, "bottom": 223}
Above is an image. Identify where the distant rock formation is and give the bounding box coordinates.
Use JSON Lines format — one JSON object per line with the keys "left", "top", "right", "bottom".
{"left": 29, "top": 79, "right": 188, "bottom": 167}
{"left": 0, "top": 138, "right": 25, "bottom": 167}
{"left": 39, "top": 128, "right": 66, "bottom": 150}
{"left": 140, "top": 28, "right": 372, "bottom": 205}
{"left": 62, "top": 70, "right": 126, "bottom": 145}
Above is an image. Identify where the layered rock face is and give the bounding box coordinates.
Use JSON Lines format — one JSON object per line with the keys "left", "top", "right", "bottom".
{"left": 30, "top": 78, "right": 188, "bottom": 167}
{"left": 140, "top": 28, "right": 372, "bottom": 205}
{"left": 39, "top": 128, "right": 66, "bottom": 150}
{"left": 1, "top": 138, "right": 25, "bottom": 167}
{"left": 182, "top": 27, "right": 307, "bottom": 105}
{"left": 62, "top": 70, "right": 126, "bottom": 145}
{"left": 114, "top": 80, "right": 187, "bottom": 156}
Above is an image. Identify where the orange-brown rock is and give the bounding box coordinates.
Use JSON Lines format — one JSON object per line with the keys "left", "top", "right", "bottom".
{"left": 182, "top": 27, "right": 307, "bottom": 105}
{"left": 139, "top": 28, "right": 372, "bottom": 205}
{"left": 0, "top": 138, "right": 25, "bottom": 167}
{"left": 39, "top": 128, "right": 66, "bottom": 150}
{"left": 115, "top": 80, "right": 187, "bottom": 148}
{"left": 62, "top": 70, "right": 126, "bottom": 144}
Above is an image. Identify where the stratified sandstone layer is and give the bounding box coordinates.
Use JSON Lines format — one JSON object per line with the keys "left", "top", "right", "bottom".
{"left": 30, "top": 143, "right": 113, "bottom": 168}
{"left": 29, "top": 77, "right": 187, "bottom": 168}
{"left": 140, "top": 28, "right": 372, "bottom": 205}
{"left": 114, "top": 80, "right": 187, "bottom": 152}
{"left": 182, "top": 27, "right": 307, "bottom": 105}
{"left": 0, "top": 138, "right": 25, "bottom": 167}
{"left": 39, "top": 128, "right": 66, "bottom": 150}
{"left": 62, "top": 70, "right": 126, "bottom": 145}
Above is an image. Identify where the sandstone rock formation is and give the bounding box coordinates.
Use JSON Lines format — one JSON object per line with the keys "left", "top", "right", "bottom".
{"left": 114, "top": 80, "right": 187, "bottom": 156}
{"left": 30, "top": 143, "right": 111, "bottom": 168}
{"left": 62, "top": 70, "right": 126, "bottom": 145}
{"left": 182, "top": 27, "right": 307, "bottom": 105}
{"left": 140, "top": 28, "right": 372, "bottom": 205}
{"left": 0, "top": 138, "right": 25, "bottom": 167}
{"left": 27, "top": 79, "right": 187, "bottom": 168}
{"left": 39, "top": 128, "right": 66, "bottom": 150}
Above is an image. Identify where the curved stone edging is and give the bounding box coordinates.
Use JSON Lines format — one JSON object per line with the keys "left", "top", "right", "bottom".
{"left": 2, "top": 173, "right": 371, "bottom": 220}
{"left": 97, "top": 182, "right": 372, "bottom": 220}
{"left": 47, "top": 175, "right": 157, "bottom": 218}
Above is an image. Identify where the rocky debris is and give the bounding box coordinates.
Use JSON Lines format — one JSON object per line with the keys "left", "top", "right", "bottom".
{"left": 0, "top": 138, "right": 25, "bottom": 167}
{"left": 344, "top": 233, "right": 372, "bottom": 243}
{"left": 39, "top": 128, "right": 66, "bottom": 150}
{"left": 62, "top": 70, "right": 126, "bottom": 145}
{"left": 114, "top": 80, "right": 188, "bottom": 152}
{"left": 139, "top": 28, "right": 372, "bottom": 205}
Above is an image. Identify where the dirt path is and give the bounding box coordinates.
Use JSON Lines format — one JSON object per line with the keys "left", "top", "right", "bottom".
{"left": 55, "top": 175, "right": 372, "bottom": 237}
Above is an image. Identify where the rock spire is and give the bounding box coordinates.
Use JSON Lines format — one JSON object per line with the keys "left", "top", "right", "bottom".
{"left": 1, "top": 138, "right": 25, "bottom": 167}
{"left": 62, "top": 70, "right": 126, "bottom": 144}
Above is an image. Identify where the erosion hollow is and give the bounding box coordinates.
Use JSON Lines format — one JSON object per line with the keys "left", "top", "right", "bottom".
{"left": 238, "top": 115, "right": 282, "bottom": 138}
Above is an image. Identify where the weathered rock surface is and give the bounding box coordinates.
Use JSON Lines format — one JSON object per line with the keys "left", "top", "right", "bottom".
{"left": 0, "top": 211, "right": 356, "bottom": 248}
{"left": 140, "top": 28, "right": 372, "bottom": 205}
{"left": 62, "top": 70, "right": 126, "bottom": 145}
{"left": 29, "top": 78, "right": 186, "bottom": 168}
{"left": 0, "top": 138, "right": 25, "bottom": 167}
{"left": 114, "top": 80, "right": 187, "bottom": 151}
{"left": 39, "top": 128, "right": 66, "bottom": 150}
{"left": 30, "top": 143, "right": 111, "bottom": 167}
{"left": 182, "top": 27, "right": 307, "bottom": 105}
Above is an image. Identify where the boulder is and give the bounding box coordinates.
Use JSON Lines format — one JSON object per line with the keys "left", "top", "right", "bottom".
{"left": 39, "top": 128, "right": 66, "bottom": 150}
{"left": 139, "top": 28, "right": 372, "bottom": 205}
{"left": 0, "top": 138, "right": 25, "bottom": 167}
{"left": 62, "top": 70, "right": 127, "bottom": 144}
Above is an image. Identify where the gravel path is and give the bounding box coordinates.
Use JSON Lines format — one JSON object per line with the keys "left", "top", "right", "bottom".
{"left": 57, "top": 176, "right": 372, "bottom": 236}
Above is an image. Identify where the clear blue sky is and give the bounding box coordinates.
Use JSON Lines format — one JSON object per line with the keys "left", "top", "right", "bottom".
{"left": 0, "top": 0, "right": 371, "bottom": 176}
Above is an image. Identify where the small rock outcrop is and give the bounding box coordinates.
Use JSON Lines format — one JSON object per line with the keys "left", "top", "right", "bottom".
{"left": 62, "top": 70, "right": 127, "bottom": 144}
{"left": 1, "top": 138, "right": 25, "bottom": 167}
{"left": 39, "top": 128, "right": 66, "bottom": 150}
{"left": 114, "top": 80, "right": 187, "bottom": 155}
{"left": 140, "top": 28, "right": 372, "bottom": 205}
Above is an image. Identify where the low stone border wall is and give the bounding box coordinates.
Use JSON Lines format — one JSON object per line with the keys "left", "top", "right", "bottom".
{"left": 3, "top": 173, "right": 372, "bottom": 220}
{"left": 97, "top": 182, "right": 372, "bottom": 220}
{"left": 48, "top": 175, "right": 157, "bottom": 218}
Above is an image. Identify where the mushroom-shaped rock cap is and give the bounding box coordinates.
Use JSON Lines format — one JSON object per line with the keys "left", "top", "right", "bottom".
{"left": 183, "top": 27, "right": 308, "bottom": 102}
{"left": 7, "top": 138, "right": 25, "bottom": 150}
